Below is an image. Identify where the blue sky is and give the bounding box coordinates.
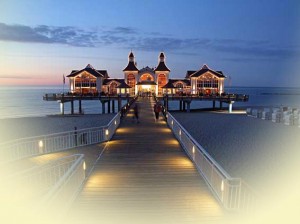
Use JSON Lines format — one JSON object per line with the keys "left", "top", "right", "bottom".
{"left": 0, "top": 0, "right": 299, "bottom": 86}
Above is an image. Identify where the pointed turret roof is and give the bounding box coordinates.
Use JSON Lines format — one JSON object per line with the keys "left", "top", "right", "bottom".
{"left": 123, "top": 51, "right": 139, "bottom": 71}
{"left": 154, "top": 52, "right": 170, "bottom": 72}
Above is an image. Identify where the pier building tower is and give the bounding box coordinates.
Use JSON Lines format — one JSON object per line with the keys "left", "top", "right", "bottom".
{"left": 123, "top": 51, "right": 139, "bottom": 95}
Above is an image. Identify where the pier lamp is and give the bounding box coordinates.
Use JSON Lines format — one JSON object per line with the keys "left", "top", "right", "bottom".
{"left": 221, "top": 180, "right": 224, "bottom": 192}
{"left": 192, "top": 146, "right": 195, "bottom": 154}
{"left": 114, "top": 120, "right": 117, "bottom": 125}
{"left": 83, "top": 161, "right": 86, "bottom": 171}
{"left": 105, "top": 129, "right": 109, "bottom": 136}
{"left": 39, "top": 140, "right": 43, "bottom": 148}
{"left": 38, "top": 140, "right": 44, "bottom": 153}
{"left": 171, "top": 120, "right": 174, "bottom": 126}
{"left": 179, "top": 129, "right": 181, "bottom": 136}
{"left": 220, "top": 180, "right": 225, "bottom": 202}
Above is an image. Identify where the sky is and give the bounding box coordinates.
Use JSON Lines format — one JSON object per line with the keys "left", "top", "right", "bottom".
{"left": 0, "top": 0, "right": 299, "bottom": 87}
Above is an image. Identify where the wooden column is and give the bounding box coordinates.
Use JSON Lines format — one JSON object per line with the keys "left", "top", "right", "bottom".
{"left": 79, "top": 100, "right": 82, "bottom": 114}
{"left": 102, "top": 101, "right": 105, "bottom": 114}
{"left": 187, "top": 102, "right": 191, "bottom": 113}
{"left": 60, "top": 102, "right": 64, "bottom": 115}
{"left": 108, "top": 100, "right": 111, "bottom": 113}
{"left": 71, "top": 100, "right": 74, "bottom": 114}
{"left": 118, "top": 96, "right": 122, "bottom": 112}
{"left": 228, "top": 101, "right": 234, "bottom": 113}
{"left": 112, "top": 100, "right": 115, "bottom": 113}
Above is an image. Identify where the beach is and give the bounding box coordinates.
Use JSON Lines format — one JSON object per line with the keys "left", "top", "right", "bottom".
{"left": 0, "top": 114, "right": 116, "bottom": 143}
{"left": 171, "top": 110, "right": 300, "bottom": 194}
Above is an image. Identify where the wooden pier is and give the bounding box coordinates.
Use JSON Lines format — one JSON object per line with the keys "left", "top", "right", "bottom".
{"left": 63, "top": 97, "right": 225, "bottom": 224}
{"left": 43, "top": 92, "right": 249, "bottom": 115}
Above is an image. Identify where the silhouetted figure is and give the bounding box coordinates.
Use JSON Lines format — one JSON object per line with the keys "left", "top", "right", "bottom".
{"left": 154, "top": 102, "right": 162, "bottom": 121}
{"left": 133, "top": 103, "right": 140, "bottom": 123}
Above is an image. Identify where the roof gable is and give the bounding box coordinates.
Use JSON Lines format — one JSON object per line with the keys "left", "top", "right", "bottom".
{"left": 190, "top": 65, "right": 225, "bottom": 78}
{"left": 67, "top": 64, "right": 104, "bottom": 78}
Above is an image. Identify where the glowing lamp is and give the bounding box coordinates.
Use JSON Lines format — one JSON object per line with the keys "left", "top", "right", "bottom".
{"left": 83, "top": 161, "right": 86, "bottom": 170}
{"left": 221, "top": 180, "right": 224, "bottom": 192}
{"left": 114, "top": 120, "right": 117, "bottom": 125}
{"left": 179, "top": 129, "right": 181, "bottom": 136}
{"left": 105, "top": 129, "right": 109, "bottom": 136}
{"left": 192, "top": 146, "right": 195, "bottom": 154}
{"left": 38, "top": 140, "right": 43, "bottom": 148}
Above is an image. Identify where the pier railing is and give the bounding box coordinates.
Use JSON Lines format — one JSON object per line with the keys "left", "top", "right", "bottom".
{"left": 167, "top": 113, "right": 257, "bottom": 211}
{"left": 0, "top": 113, "right": 121, "bottom": 163}
{"left": 1, "top": 154, "right": 85, "bottom": 219}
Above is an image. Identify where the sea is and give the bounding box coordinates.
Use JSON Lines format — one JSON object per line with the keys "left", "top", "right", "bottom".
{"left": 0, "top": 86, "right": 299, "bottom": 119}
{"left": 0, "top": 86, "right": 128, "bottom": 119}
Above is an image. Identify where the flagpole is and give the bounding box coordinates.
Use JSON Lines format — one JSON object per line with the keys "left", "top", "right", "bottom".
{"left": 63, "top": 74, "right": 65, "bottom": 95}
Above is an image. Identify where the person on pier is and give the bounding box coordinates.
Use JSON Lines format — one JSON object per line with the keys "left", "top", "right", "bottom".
{"left": 133, "top": 103, "right": 140, "bottom": 124}
{"left": 154, "top": 102, "right": 162, "bottom": 121}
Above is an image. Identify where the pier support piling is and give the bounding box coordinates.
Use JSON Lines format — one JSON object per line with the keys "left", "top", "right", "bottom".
{"left": 112, "top": 100, "right": 115, "bottom": 113}
{"left": 79, "top": 100, "right": 82, "bottom": 114}
{"left": 60, "top": 102, "right": 65, "bottom": 115}
{"left": 108, "top": 100, "right": 111, "bottom": 113}
{"left": 187, "top": 102, "right": 191, "bottom": 113}
{"left": 71, "top": 100, "right": 74, "bottom": 114}
{"left": 118, "top": 97, "right": 122, "bottom": 112}
{"left": 102, "top": 101, "right": 105, "bottom": 114}
{"left": 228, "top": 101, "right": 234, "bottom": 113}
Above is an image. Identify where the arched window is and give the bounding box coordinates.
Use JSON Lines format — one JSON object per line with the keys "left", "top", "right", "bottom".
{"left": 74, "top": 72, "right": 97, "bottom": 94}
{"left": 127, "top": 74, "right": 135, "bottom": 87}
{"left": 175, "top": 82, "right": 184, "bottom": 89}
{"left": 158, "top": 74, "right": 167, "bottom": 87}
{"left": 140, "top": 73, "right": 154, "bottom": 81}
{"left": 196, "top": 74, "right": 219, "bottom": 90}
{"left": 109, "top": 82, "right": 118, "bottom": 95}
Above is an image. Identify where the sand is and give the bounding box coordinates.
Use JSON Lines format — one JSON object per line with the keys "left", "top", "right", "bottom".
{"left": 0, "top": 114, "right": 116, "bottom": 143}
{"left": 171, "top": 111, "right": 300, "bottom": 194}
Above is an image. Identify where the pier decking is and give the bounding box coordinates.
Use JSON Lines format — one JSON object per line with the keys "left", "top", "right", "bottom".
{"left": 65, "top": 97, "right": 225, "bottom": 224}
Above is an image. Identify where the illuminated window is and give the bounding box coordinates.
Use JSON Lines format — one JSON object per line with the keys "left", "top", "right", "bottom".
{"left": 127, "top": 74, "right": 135, "bottom": 87}
{"left": 109, "top": 82, "right": 118, "bottom": 95}
{"left": 140, "top": 73, "right": 154, "bottom": 81}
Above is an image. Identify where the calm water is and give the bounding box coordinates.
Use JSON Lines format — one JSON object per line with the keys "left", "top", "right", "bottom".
{"left": 0, "top": 86, "right": 127, "bottom": 119}
{"left": 0, "top": 86, "right": 299, "bottom": 118}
